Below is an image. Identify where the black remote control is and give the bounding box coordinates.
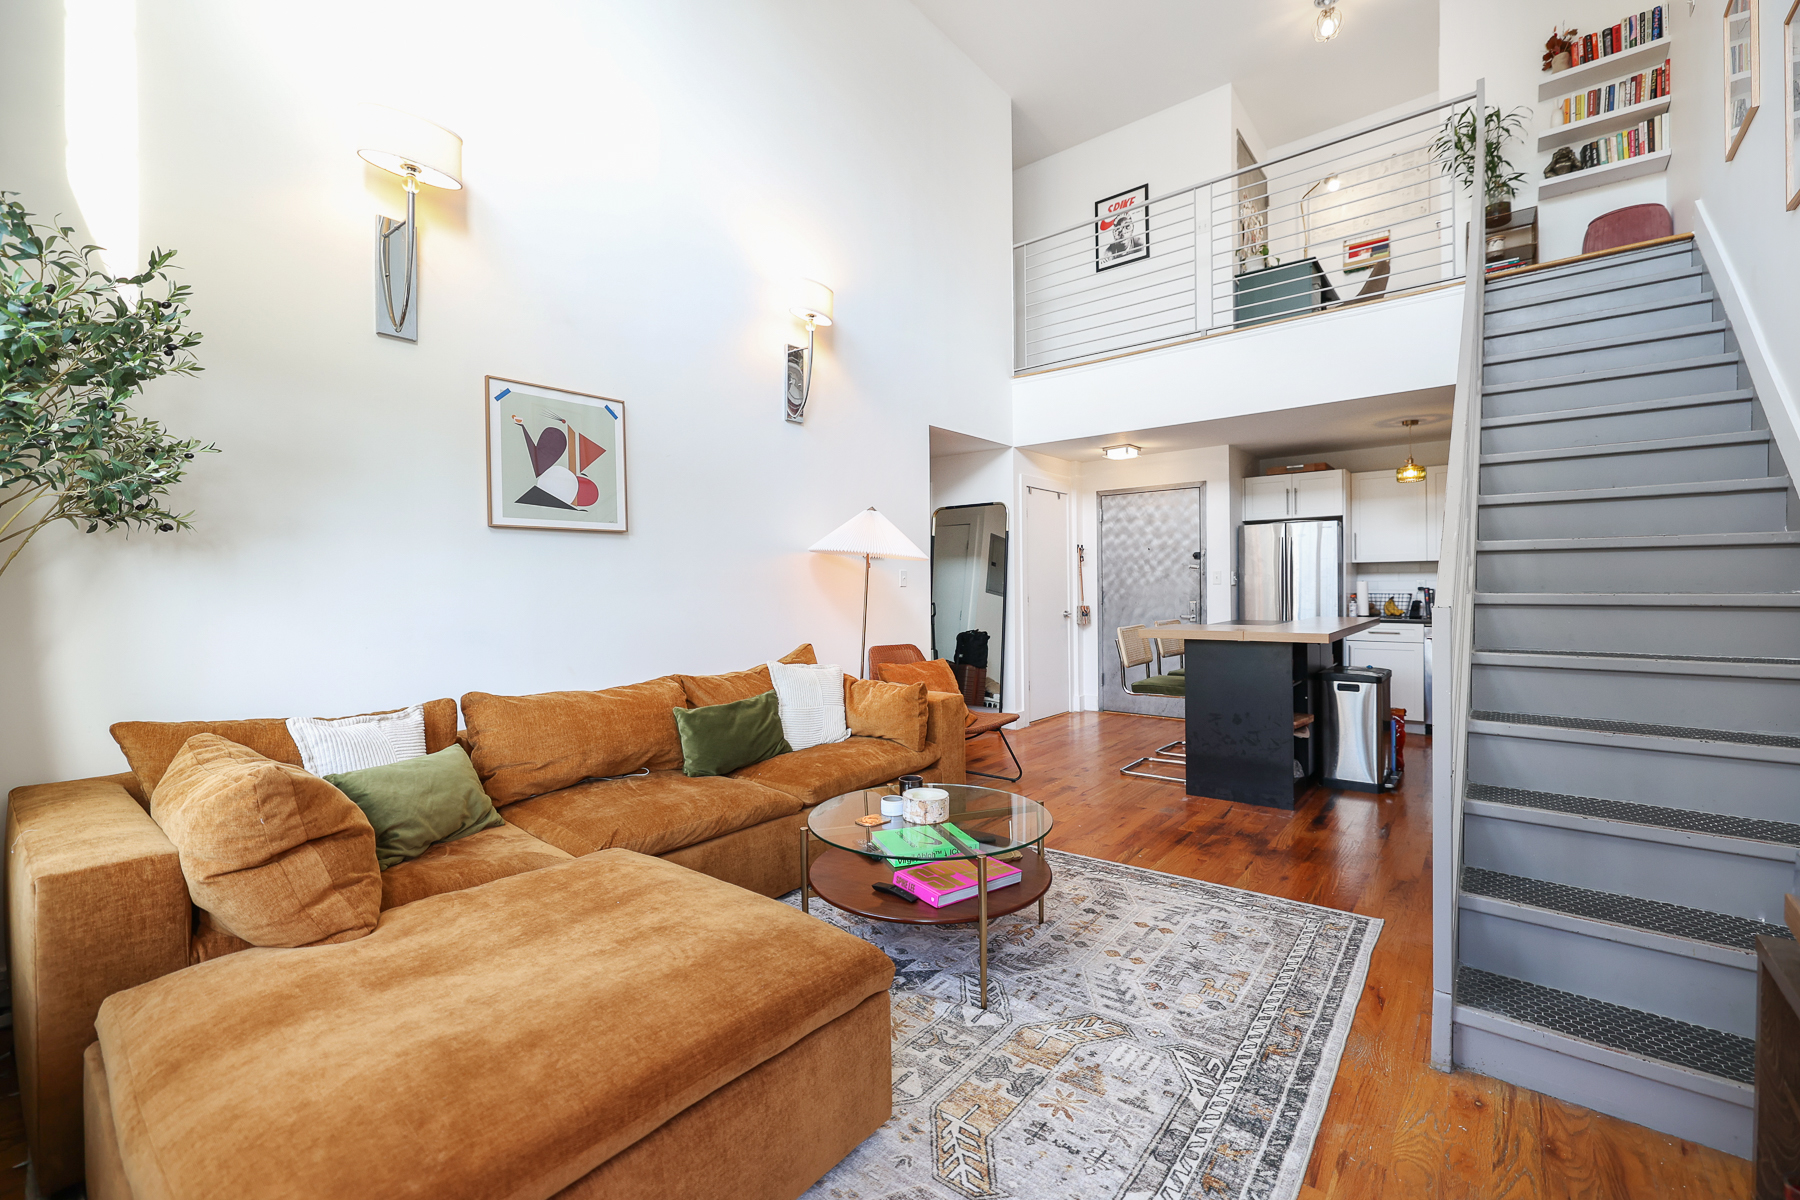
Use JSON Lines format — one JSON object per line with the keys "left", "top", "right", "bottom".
{"left": 871, "top": 882, "right": 918, "bottom": 903}
{"left": 970, "top": 833, "right": 1003, "bottom": 845}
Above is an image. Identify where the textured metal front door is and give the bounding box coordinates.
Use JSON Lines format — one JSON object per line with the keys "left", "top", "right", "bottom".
{"left": 1099, "top": 486, "right": 1203, "bottom": 716}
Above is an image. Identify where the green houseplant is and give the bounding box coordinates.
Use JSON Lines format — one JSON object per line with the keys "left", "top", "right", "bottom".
{"left": 0, "top": 195, "right": 213, "bottom": 577}
{"left": 1433, "top": 105, "right": 1530, "bottom": 225}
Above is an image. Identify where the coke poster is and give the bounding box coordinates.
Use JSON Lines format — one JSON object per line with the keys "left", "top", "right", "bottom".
{"left": 1094, "top": 183, "right": 1150, "bottom": 271}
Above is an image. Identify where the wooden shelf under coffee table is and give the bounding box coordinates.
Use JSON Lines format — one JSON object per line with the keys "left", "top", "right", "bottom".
{"left": 800, "top": 785, "right": 1053, "bottom": 1008}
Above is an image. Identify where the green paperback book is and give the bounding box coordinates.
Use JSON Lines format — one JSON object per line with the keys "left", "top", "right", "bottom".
{"left": 870, "top": 823, "right": 983, "bottom": 867}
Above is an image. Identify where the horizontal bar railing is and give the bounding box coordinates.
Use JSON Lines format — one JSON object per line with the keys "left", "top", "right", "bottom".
{"left": 1015, "top": 90, "right": 1479, "bottom": 373}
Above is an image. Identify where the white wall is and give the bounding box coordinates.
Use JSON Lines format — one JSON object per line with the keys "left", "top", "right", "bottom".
{"left": 1440, "top": 0, "right": 1675, "bottom": 261}
{"left": 1663, "top": 0, "right": 1800, "bottom": 481}
{"left": 1013, "top": 285, "right": 1464, "bottom": 449}
{"left": 0, "top": 0, "right": 1014, "bottom": 796}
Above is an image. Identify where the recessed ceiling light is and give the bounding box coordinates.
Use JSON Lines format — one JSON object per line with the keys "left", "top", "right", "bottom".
{"left": 1314, "top": 0, "right": 1343, "bottom": 41}
{"left": 1101, "top": 444, "right": 1141, "bottom": 460}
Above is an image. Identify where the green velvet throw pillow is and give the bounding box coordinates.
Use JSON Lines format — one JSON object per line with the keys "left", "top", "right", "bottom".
{"left": 673, "top": 690, "right": 793, "bottom": 778}
{"left": 326, "top": 745, "right": 505, "bottom": 870}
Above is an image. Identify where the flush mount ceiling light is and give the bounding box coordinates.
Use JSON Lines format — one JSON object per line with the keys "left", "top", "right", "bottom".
{"left": 1314, "top": 0, "right": 1344, "bottom": 41}
{"left": 1396, "top": 418, "right": 1427, "bottom": 483}
{"left": 1101, "top": 444, "right": 1140, "bottom": 460}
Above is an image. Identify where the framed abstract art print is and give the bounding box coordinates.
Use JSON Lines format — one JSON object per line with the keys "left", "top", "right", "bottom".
{"left": 485, "top": 376, "right": 628, "bottom": 533}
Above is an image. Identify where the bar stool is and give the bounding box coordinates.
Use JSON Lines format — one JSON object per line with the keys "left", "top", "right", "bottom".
{"left": 1117, "top": 625, "right": 1185, "bottom": 783}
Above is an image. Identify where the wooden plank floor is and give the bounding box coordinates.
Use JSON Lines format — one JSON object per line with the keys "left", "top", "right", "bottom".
{"left": 966, "top": 710, "right": 1753, "bottom": 1200}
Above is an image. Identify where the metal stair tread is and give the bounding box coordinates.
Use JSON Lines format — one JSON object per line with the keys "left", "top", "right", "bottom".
{"left": 1473, "top": 591, "right": 1800, "bottom": 607}
{"left": 1484, "top": 242, "right": 1696, "bottom": 297}
{"left": 1480, "top": 389, "right": 1755, "bottom": 430}
{"left": 1481, "top": 291, "right": 1717, "bottom": 341}
{"left": 1473, "top": 647, "right": 1800, "bottom": 675}
{"left": 1456, "top": 966, "right": 1754, "bottom": 1084}
{"left": 1477, "top": 475, "right": 1789, "bottom": 507}
{"left": 1466, "top": 781, "right": 1800, "bottom": 848}
{"left": 1483, "top": 263, "right": 1703, "bottom": 316}
{"left": 1478, "top": 428, "right": 1770, "bottom": 466}
{"left": 1461, "top": 866, "right": 1790, "bottom": 951}
{"left": 1482, "top": 319, "right": 1728, "bottom": 367}
{"left": 1470, "top": 709, "right": 1800, "bottom": 750}
{"left": 1482, "top": 352, "right": 1740, "bottom": 395}
{"left": 1476, "top": 530, "right": 1800, "bottom": 552}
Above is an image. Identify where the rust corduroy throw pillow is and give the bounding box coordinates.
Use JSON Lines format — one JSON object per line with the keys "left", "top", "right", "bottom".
{"left": 844, "top": 677, "right": 929, "bottom": 751}
{"left": 875, "top": 659, "right": 976, "bottom": 728}
{"left": 150, "top": 734, "right": 381, "bottom": 947}
{"left": 676, "top": 643, "right": 820, "bottom": 708}
{"left": 460, "top": 676, "right": 690, "bottom": 804}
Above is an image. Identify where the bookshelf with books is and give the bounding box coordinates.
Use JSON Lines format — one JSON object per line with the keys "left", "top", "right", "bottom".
{"left": 1538, "top": 57, "right": 1672, "bottom": 150}
{"left": 1537, "top": 32, "right": 1674, "bottom": 103}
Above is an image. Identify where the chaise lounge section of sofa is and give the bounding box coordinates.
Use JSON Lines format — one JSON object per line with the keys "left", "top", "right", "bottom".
{"left": 8, "top": 645, "right": 962, "bottom": 1195}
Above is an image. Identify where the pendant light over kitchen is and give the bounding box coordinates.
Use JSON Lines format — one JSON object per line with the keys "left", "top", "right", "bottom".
{"left": 1396, "top": 418, "right": 1427, "bottom": 483}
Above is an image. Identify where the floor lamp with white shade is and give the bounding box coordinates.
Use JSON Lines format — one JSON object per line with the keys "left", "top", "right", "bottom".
{"left": 809, "top": 507, "right": 928, "bottom": 677}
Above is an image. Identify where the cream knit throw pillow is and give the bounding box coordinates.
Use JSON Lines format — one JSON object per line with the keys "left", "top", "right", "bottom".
{"left": 287, "top": 704, "right": 428, "bottom": 777}
{"left": 767, "top": 661, "right": 851, "bottom": 751}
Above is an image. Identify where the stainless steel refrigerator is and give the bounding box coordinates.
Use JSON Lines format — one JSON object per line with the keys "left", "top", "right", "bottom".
{"left": 1238, "top": 519, "right": 1343, "bottom": 622}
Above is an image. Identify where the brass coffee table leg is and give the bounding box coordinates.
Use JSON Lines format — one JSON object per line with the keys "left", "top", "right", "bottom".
{"left": 800, "top": 825, "right": 810, "bottom": 915}
{"left": 977, "top": 855, "right": 989, "bottom": 1009}
{"left": 1038, "top": 840, "right": 1047, "bottom": 925}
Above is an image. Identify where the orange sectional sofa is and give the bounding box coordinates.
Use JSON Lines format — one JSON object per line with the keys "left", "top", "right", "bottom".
{"left": 8, "top": 645, "right": 964, "bottom": 1197}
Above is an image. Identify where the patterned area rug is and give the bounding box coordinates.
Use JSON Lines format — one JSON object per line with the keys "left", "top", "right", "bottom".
{"left": 789, "top": 849, "right": 1381, "bottom": 1200}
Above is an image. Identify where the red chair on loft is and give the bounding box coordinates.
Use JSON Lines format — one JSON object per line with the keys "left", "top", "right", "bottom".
{"left": 1582, "top": 203, "right": 1674, "bottom": 255}
{"left": 867, "top": 644, "right": 1023, "bottom": 783}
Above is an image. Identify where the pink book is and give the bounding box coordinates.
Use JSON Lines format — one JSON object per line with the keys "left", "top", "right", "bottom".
{"left": 892, "top": 858, "right": 1022, "bottom": 907}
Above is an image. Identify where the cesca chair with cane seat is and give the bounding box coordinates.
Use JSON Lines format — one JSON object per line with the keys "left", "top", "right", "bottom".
{"left": 1117, "top": 625, "right": 1186, "bottom": 783}
{"left": 867, "top": 644, "right": 1023, "bottom": 783}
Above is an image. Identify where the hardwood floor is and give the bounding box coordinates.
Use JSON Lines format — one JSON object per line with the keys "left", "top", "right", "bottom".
{"left": 966, "top": 710, "right": 1753, "bottom": 1200}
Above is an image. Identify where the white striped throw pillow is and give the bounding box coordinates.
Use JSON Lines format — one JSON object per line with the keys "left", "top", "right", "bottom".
{"left": 768, "top": 662, "right": 851, "bottom": 751}
{"left": 287, "top": 704, "right": 428, "bottom": 777}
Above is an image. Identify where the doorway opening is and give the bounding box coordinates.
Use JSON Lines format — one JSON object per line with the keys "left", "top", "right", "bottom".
{"left": 1098, "top": 483, "right": 1205, "bottom": 716}
{"left": 931, "top": 503, "right": 1007, "bottom": 711}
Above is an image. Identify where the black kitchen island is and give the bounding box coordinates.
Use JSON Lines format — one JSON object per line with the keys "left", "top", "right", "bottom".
{"left": 1153, "top": 618, "right": 1380, "bottom": 809}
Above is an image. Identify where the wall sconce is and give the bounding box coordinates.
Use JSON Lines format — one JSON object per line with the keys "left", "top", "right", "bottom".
{"left": 785, "top": 278, "right": 833, "bottom": 424}
{"left": 1100, "top": 444, "right": 1140, "bottom": 460}
{"left": 357, "top": 104, "right": 462, "bottom": 342}
{"left": 1396, "top": 418, "right": 1427, "bottom": 482}
{"left": 1314, "top": 0, "right": 1344, "bottom": 41}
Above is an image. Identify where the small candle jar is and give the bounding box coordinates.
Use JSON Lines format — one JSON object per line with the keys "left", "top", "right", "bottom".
{"left": 904, "top": 787, "right": 949, "bottom": 824}
{"left": 879, "top": 794, "right": 907, "bottom": 817}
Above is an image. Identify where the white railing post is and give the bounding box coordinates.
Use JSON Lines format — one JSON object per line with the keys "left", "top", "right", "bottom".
{"left": 1430, "top": 78, "right": 1486, "bottom": 1072}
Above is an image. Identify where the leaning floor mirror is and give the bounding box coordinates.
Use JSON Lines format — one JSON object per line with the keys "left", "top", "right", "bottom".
{"left": 930, "top": 503, "right": 1007, "bottom": 711}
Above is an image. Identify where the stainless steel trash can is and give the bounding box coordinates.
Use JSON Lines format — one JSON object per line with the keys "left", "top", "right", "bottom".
{"left": 1318, "top": 667, "right": 1392, "bottom": 791}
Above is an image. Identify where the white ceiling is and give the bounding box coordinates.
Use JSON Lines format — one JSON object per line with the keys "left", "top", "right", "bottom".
{"left": 910, "top": 0, "right": 1441, "bottom": 168}
{"left": 1017, "top": 387, "right": 1455, "bottom": 462}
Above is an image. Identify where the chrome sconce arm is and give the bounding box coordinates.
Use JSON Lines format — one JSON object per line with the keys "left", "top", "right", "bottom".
{"left": 377, "top": 168, "right": 420, "bottom": 336}
{"left": 785, "top": 278, "right": 834, "bottom": 424}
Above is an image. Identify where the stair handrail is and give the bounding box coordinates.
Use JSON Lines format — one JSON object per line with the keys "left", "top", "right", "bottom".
{"left": 1430, "top": 77, "right": 1486, "bottom": 1071}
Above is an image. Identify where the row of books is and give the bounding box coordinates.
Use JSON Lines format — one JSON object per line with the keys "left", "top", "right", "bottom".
{"left": 1556, "top": 61, "right": 1670, "bottom": 125}
{"left": 1573, "top": 114, "right": 1667, "bottom": 168}
{"left": 1566, "top": 7, "right": 1665, "bottom": 67}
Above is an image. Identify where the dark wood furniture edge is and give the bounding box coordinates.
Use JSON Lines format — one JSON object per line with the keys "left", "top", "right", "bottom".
{"left": 807, "top": 846, "right": 1051, "bottom": 926}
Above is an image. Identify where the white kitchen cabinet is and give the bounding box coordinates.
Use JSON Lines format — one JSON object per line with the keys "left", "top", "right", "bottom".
{"left": 1349, "top": 469, "right": 1432, "bottom": 562}
{"left": 1243, "top": 470, "right": 1346, "bottom": 522}
{"left": 1343, "top": 624, "right": 1426, "bottom": 724}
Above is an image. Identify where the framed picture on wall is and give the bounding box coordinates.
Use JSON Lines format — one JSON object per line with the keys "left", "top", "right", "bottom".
{"left": 485, "top": 376, "right": 628, "bottom": 533}
{"left": 1725, "top": 0, "right": 1761, "bottom": 161}
{"left": 1786, "top": 0, "right": 1800, "bottom": 207}
{"left": 1343, "top": 231, "right": 1391, "bottom": 273}
{"left": 1094, "top": 184, "right": 1150, "bottom": 271}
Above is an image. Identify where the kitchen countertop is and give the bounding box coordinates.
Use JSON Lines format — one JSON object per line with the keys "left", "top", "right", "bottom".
{"left": 1155, "top": 617, "right": 1382, "bottom": 644}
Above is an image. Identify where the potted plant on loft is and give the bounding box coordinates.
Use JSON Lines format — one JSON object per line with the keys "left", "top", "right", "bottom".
{"left": 1433, "top": 105, "right": 1529, "bottom": 227}
{"left": 1, "top": 194, "right": 214, "bottom": 578}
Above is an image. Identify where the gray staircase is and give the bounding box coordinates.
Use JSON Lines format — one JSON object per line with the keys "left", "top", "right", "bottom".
{"left": 1449, "top": 238, "right": 1800, "bottom": 1158}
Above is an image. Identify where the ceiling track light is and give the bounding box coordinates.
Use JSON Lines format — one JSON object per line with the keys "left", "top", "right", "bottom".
{"left": 1314, "top": 0, "right": 1344, "bottom": 41}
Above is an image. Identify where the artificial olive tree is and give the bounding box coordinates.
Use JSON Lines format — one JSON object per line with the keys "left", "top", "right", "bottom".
{"left": 0, "top": 194, "right": 214, "bottom": 577}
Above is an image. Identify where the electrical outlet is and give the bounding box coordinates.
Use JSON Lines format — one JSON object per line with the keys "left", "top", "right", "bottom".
{"left": 899, "top": 569, "right": 908, "bottom": 587}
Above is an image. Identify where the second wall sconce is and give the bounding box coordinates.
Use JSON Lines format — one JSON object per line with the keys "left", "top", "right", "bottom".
{"left": 357, "top": 104, "right": 463, "bottom": 342}
{"left": 785, "top": 278, "right": 834, "bottom": 423}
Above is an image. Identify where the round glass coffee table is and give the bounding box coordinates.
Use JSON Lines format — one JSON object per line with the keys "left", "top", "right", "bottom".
{"left": 801, "top": 784, "right": 1052, "bottom": 1008}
